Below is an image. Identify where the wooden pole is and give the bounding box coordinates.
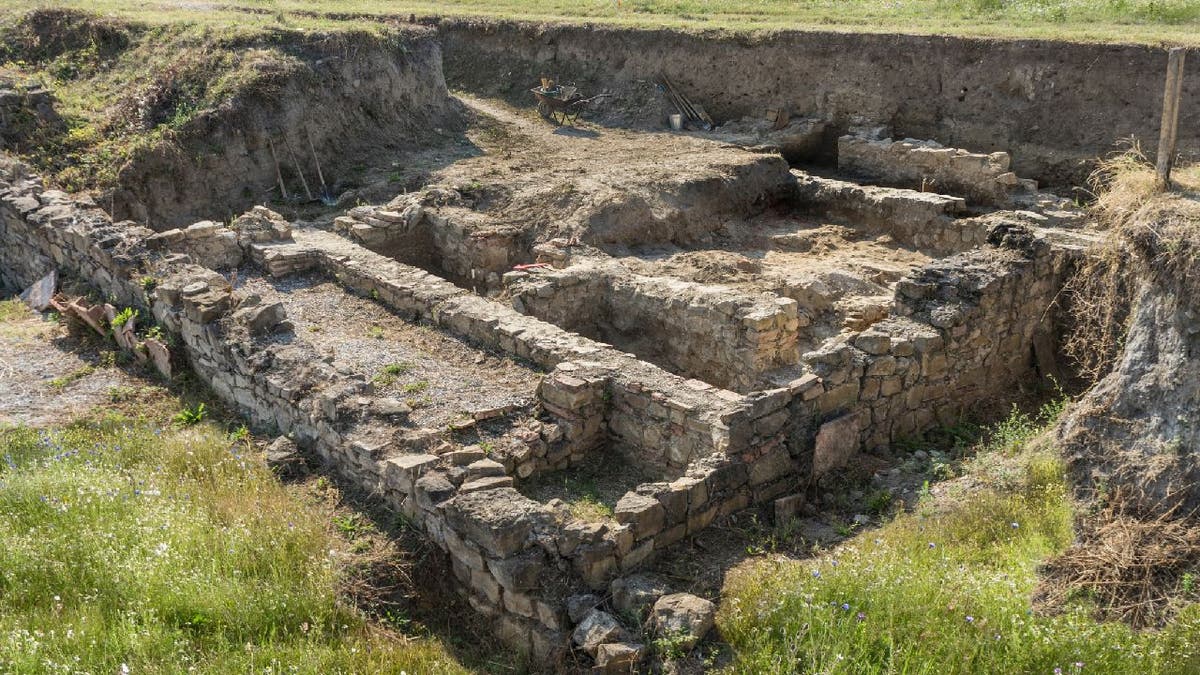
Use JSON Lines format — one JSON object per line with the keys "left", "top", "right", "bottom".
{"left": 1156, "top": 48, "right": 1187, "bottom": 191}
{"left": 282, "top": 134, "right": 313, "bottom": 201}
{"left": 267, "top": 137, "right": 289, "bottom": 201}
{"left": 305, "top": 126, "right": 328, "bottom": 194}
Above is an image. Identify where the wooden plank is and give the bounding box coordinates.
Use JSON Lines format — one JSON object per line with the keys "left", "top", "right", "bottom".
{"left": 1156, "top": 47, "right": 1187, "bottom": 191}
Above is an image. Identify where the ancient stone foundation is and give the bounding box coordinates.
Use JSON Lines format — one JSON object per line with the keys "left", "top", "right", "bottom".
{"left": 1, "top": 124, "right": 1092, "bottom": 667}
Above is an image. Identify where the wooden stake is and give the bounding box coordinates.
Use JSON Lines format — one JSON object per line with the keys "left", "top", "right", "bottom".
{"left": 282, "top": 134, "right": 313, "bottom": 201}
{"left": 305, "top": 126, "right": 328, "bottom": 194}
{"left": 267, "top": 137, "right": 289, "bottom": 201}
{"left": 1156, "top": 48, "right": 1187, "bottom": 191}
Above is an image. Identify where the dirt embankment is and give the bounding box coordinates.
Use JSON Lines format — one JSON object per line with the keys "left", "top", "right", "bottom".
{"left": 115, "top": 30, "right": 463, "bottom": 229}
{"left": 432, "top": 19, "right": 1200, "bottom": 186}
{"left": 1059, "top": 191, "right": 1200, "bottom": 514}
{"left": 1, "top": 10, "right": 465, "bottom": 229}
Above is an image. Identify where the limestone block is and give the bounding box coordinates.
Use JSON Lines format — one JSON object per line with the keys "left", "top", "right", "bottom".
{"left": 444, "top": 447, "right": 486, "bottom": 465}
{"left": 774, "top": 493, "right": 807, "bottom": 523}
{"left": 572, "top": 610, "right": 626, "bottom": 657}
{"left": 610, "top": 573, "right": 668, "bottom": 618}
{"left": 614, "top": 492, "right": 665, "bottom": 540}
{"left": 232, "top": 300, "right": 286, "bottom": 336}
{"left": 487, "top": 550, "right": 546, "bottom": 592}
{"left": 595, "top": 642, "right": 645, "bottom": 673}
{"left": 620, "top": 539, "right": 655, "bottom": 571}
{"left": 415, "top": 473, "right": 456, "bottom": 511}
{"left": 466, "top": 458, "right": 507, "bottom": 479}
{"left": 567, "top": 594, "right": 602, "bottom": 623}
{"left": 442, "top": 488, "right": 546, "bottom": 558}
{"left": 813, "top": 413, "right": 860, "bottom": 475}
{"left": 652, "top": 593, "right": 716, "bottom": 651}
{"left": 459, "top": 475, "right": 514, "bottom": 493}
{"left": 749, "top": 444, "right": 794, "bottom": 486}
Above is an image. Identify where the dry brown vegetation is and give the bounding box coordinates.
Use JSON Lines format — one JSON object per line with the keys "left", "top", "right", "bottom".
{"left": 1064, "top": 148, "right": 1200, "bottom": 379}
{"left": 1037, "top": 488, "right": 1200, "bottom": 628}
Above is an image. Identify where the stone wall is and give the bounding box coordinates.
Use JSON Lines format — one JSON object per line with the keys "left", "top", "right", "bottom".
{"left": 145, "top": 220, "right": 243, "bottom": 270}
{"left": 838, "top": 135, "right": 1036, "bottom": 206}
{"left": 801, "top": 229, "right": 1076, "bottom": 450}
{"left": 792, "top": 171, "right": 984, "bottom": 255}
{"left": 506, "top": 260, "right": 800, "bottom": 392}
{"left": 0, "top": 156, "right": 1085, "bottom": 666}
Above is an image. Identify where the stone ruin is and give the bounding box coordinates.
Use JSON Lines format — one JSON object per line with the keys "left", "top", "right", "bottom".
{"left": 0, "top": 122, "right": 1096, "bottom": 669}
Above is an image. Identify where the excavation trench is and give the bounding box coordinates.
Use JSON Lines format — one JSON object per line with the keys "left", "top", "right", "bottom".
{"left": 0, "top": 16, "right": 1118, "bottom": 668}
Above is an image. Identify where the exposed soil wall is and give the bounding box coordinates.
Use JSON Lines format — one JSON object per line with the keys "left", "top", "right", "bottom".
{"left": 1059, "top": 199, "right": 1200, "bottom": 514}
{"left": 434, "top": 19, "right": 1199, "bottom": 186}
{"left": 114, "top": 28, "right": 464, "bottom": 229}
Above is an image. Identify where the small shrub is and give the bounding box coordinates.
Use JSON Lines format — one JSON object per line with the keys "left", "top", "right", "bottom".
{"left": 173, "top": 402, "right": 207, "bottom": 426}
{"left": 652, "top": 629, "right": 694, "bottom": 660}
{"left": 373, "top": 362, "right": 414, "bottom": 387}
{"left": 110, "top": 306, "right": 137, "bottom": 329}
{"left": 866, "top": 489, "right": 894, "bottom": 516}
{"left": 402, "top": 381, "right": 429, "bottom": 394}
{"left": 0, "top": 299, "right": 30, "bottom": 323}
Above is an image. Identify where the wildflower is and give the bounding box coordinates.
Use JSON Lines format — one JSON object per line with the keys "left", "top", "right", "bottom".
{"left": 812, "top": 570, "right": 821, "bottom": 578}
{"left": 841, "top": 603, "right": 850, "bottom": 611}
{"left": 856, "top": 612, "right": 866, "bottom": 622}
{"left": 928, "top": 542, "right": 936, "bottom": 549}
{"left": 1011, "top": 522, "right": 1020, "bottom": 529}
{"left": 965, "top": 615, "right": 974, "bottom": 623}
{"left": 1055, "top": 669, "right": 1062, "bottom": 675}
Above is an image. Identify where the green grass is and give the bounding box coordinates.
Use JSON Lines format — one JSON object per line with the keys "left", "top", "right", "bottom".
{"left": 0, "top": 413, "right": 466, "bottom": 674}
{"left": 718, "top": 404, "right": 1200, "bottom": 674}
{"left": 372, "top": 362, "right": 416, "bottom": 388}
{"left": 4, "top": 1, "right": 1200, "bottom": 45}
{"left": 0, "top": 299, "right": 31, "bottom": 323}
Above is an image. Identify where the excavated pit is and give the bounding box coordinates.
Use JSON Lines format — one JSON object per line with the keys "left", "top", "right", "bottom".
{"left": 0, "top": 21, "right": 1117, "bottom": 669}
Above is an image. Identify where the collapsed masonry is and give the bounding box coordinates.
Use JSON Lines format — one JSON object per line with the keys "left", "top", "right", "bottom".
{"left": 0, "top": 126, "right": 1092, "bottom": 667}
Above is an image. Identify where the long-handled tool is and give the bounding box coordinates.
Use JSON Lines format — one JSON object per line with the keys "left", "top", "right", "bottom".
{"left": 305, "top": 125, "right": 335, "bottom": 205}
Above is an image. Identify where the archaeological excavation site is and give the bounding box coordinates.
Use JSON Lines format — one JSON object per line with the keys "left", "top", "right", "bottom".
{"left": 3, "top": 7, "right": 1200, "bottom": 673}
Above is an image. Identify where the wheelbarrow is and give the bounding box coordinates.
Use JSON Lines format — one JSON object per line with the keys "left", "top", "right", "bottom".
{"left": 529, "top": 85, "right": 607, "bottom": 126}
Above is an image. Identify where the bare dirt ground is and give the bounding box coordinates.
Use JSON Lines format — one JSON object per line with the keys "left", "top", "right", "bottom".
{"left": 236, "top": 272, "right": 543, "bottom": 428}
{"left": 0, "top": 302, "right": 143, "bottom": 427}
{"left": 387, "top": 95, "right": 792, "bottom": 246}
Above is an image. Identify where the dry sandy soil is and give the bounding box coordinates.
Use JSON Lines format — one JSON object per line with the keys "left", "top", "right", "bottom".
{"left": 0, "top": 303, "right": 144, "bottom": 427}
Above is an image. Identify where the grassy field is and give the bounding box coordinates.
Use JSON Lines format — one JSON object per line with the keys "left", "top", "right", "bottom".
{"left": 1, "top": 0, "right": 1200, "bottom": 44}
{"left": 717, "top": 398, "right": 1200, "bottom": 674}
{"left": 0, "top": 300, "right": 467, "bottom": 674}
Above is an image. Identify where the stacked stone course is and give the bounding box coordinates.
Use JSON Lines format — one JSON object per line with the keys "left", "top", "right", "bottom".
{"left": 0, "top": 155, "right": 1087, "bottom": 665}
